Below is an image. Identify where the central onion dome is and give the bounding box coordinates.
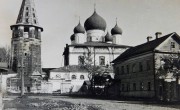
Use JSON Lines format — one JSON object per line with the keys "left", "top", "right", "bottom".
{"left": 111, "top": 24, "right": 123, "bottom": 35}
{"left": 105, "top": 32, "right": 113, "bottom": 42}
{"left": 74, "top": 22, "right": 85, "bottom": 34}
{"left": 84, "top": 11, "right": 106, "bottom": 31}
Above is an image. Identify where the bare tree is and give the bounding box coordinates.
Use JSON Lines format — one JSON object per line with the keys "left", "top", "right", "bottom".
{"left": 156, "top": 53, "right": 180, "bottom": 101}
{"left": 79, "top": 52, "right": 102, "bottom": 94}
{"left": 79, "top": 52, "right": 112, "bottom": 95}
{"left": 0, "top": 46, "right": 11, "bottom": 68}
{"left": 157, "top": 54, "right": 180, "bottom": 80}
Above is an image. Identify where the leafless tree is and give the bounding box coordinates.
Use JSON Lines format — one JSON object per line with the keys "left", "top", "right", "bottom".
{"left": 0, "top": 46, "right": 11, "bottom": 68}
{"left": 79, "top": 52, "right": 102, "bottom": 94}
{"left": 157, "top": 54, "right": 180, "bottom": 80}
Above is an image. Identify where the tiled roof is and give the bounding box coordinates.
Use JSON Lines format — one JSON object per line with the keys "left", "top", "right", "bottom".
{"left": 112, "top": 32, "right": 177, "bottom": 63}
{"left": 70, "top": 42, "right": 131, "bottom": 48}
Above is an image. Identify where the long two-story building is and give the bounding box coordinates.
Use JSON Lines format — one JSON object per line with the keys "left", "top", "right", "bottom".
{"left": 112, "top": 32, "right": 180, "bottom": 101}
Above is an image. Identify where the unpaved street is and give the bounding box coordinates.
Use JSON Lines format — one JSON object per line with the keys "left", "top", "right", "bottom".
{"left": 3, "top": 96, "right": 180, "bottom": 110}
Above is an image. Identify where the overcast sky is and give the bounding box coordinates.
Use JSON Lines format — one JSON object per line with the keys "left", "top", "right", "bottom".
{"left": 1, "top": 0, "right": 180, "bottom": 68}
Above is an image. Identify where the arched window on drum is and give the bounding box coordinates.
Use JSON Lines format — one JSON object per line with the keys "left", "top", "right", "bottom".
{"left": 80, "top": 75, "right": 84, "bottom": 80}
{"left": 71, "top": 75, "right": 76, "bottom": 80}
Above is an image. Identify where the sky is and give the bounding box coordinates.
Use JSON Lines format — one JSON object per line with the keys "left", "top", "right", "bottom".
{"left": 1, "top": 0, "right": 180, "bottom": 68}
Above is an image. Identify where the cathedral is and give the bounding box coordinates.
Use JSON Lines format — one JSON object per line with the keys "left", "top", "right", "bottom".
{"left": 49, "top": 8, "right": 131, "bottom": 93}
{"left": 9, "top": 0, "right": 43, "bottom": 93}
{"left": 63, "top": 9, "right": 130, "bottom": 67}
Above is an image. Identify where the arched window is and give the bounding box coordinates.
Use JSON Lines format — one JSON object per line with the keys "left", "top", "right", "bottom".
{"left": 80, "top": 75, "right": 84, "bottom": 80}
{"left": 99, "top": 56, "right": 105, "bottom": 65}
{"left": 71, "top": 75, "right": 76, "bottom": 80}
{"left": 78, "top": 56, "right": 84, "bottom": 65}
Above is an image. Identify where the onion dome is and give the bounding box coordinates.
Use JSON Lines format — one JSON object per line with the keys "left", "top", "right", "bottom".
{"left": 70, "top": 34, "right": 75, "bottom": 41}
{"left": 74, "top": 22, "right": 85, "bottom": 34}
{"left": 111, "top": 24, "right": 123, "bottom": 35}
{"left": 84, "top": 11, "right": 106, "bottom": 31}
{"left": 105, "top": 32, "right": 113, "bottom": 42}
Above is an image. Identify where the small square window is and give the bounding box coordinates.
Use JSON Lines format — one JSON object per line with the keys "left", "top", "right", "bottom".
{"left": 171, "top": 42, "right": 175, "bottom": 48}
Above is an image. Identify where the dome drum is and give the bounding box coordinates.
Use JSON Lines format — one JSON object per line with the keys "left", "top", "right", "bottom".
{"left": 105, "top": 32, "right": 113, "bottom": 42}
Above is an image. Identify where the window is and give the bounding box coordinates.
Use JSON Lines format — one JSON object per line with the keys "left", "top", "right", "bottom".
{"left": 132, "top": 63, "right": 136, "bottom": 73}
{"left": 171, "top": 42, "right": 175, "bottom": 48}
{"left": 26, "top": 12, "right": 29, "bottom": 16}
{"left": 121, "top": 66, "right": 124, "bottom": 74}
{"left": 71, "top": 75, "right": 76, "bottom": 80}
{"left": 26, "top": 19, "right": 29, "bottom": 23}
{"left": 78, "top": 56, "right": 84, "bottom": 65}
{"left": 33, "top": 13, "right": 36, "bottom": 17}
{"left": 127, "top": 83, "right": 130, "bottom": 91}
{"left": 32, "top": 8, "right": 34, "bottom": 11}
{"left": 26, "top": 7, "right": 29, "bottom": 10}
{"left": 146, "top": 60, "right": 151, "bottom": 70}
{"left": 116, "top": 67, "right": 120, "bottom": 75}
{"left": 89, "top": 37, "right": 92, "bottom": 42}
{"left": 24, "top": 27, "right": 29, "bottom": 32}
{"left": 140, "top": 82, "right": 144, "bottom": 91}
{"left": 139, "top": 62, "right": 143, "bottom": 72}
{"left": 126, "top": 65, "right": 129, "bottom": 74}
{"left": 80, "top": 75, "right": 84, "bottom": 80}
{"left": 34, "top": 19, "right": 36, "bottom": 24}
{"left": 148, "top": 82, "right": 151, "bottom": 91}
{"left": 122, "top": 84, "right": 125, "bottom": 92}
{"left": 99, "top": 56, "right": 105, "bottom": 65}
{"left": 133, "top": 83, "right": 136, "bottom": 91}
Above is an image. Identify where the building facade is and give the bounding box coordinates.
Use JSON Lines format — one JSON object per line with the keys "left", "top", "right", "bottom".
{"left": 113, "top": 32, "right": 180, "bottom": 101}
{"left": 48, "top": 66, "right": 89, "bottom": 93}
{"left": 9, "top": 0, "right": 43, "bottom": 92}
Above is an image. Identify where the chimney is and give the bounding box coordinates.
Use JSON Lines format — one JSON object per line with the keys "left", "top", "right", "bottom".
{"left": 155, "top": 32, "right": 162, "bottom": 39}
{"left": 147, "top": 36, "right": 152, "bottom": 42}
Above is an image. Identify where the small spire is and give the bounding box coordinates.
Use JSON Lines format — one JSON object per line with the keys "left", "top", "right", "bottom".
{"left": 116, "top": 17, "right": 118, "bottom": 25}
{"left": 79, "top": 16, "right": 81, "bottom": 24}
{"left": 94, "top": 3, "right": 96, "bottom": 12}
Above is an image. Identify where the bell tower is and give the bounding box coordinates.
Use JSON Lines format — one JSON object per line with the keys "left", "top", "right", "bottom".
{"left": 10, "top": 0, "right": 43, "bottom": 77}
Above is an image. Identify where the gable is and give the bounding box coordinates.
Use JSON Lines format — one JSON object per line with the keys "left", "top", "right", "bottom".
{"left": 156, "top": 33, "right": 180, "bottom": 53}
